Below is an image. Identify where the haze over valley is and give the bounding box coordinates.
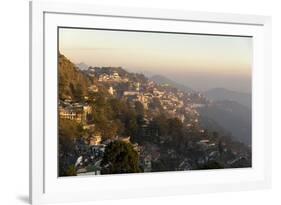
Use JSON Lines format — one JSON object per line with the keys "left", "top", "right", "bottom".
{"left": 58, "top": 28, "right": 252, "bottom": 176}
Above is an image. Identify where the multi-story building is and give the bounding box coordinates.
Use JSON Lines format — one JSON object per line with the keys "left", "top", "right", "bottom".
{"left": 59, "top": 102, "right": 92, "bottom": 123}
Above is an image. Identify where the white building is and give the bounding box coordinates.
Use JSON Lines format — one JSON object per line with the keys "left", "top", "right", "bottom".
{"left": 108, "top": 86, "right": 115, "bottom": 95}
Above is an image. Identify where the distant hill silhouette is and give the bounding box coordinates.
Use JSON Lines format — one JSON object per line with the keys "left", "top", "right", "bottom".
{"left": 150, "top": 75, "right": 193, "bottom": 93}
{"left": 204, "top": 88, "right": 251, "bottom": 108}
{"left": 198, "top": 100, "right": 251, "bottom": 145}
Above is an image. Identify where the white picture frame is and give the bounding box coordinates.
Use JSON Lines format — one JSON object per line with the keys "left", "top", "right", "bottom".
{"left": 29, "top": 1, "right": 272, "bottom": 204}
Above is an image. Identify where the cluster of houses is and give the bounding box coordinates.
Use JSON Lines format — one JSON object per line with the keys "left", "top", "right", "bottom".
{"left": 98, "top": 71, "right": 129, "bottom": 83}
{"left": 59, "top": 67, "right": 251, "bottom": 174}
{"left": 59, "top": 101, "right": 92, "bottom": 123}
{"left": 93, "top": 70, "right": 207, "bottom": 127}
{"left": 84, "top": 67, "right": 208, "bottom": 130}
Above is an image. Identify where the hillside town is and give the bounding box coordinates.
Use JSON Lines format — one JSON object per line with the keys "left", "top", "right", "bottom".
{"left": 58, "top": 55, "right": 251, "bottom": 176}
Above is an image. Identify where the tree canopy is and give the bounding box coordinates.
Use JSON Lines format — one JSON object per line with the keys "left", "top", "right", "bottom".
{"left": 101, "top": 141, "right": 140, "bottom": 174}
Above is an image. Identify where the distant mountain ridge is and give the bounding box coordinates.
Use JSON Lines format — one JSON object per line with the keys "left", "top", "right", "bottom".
{"left": 150, "top": 75, "right": 193, "bottom": 93}
{"left": 204, "top": 88, "right": 251, "bottom": 108}
{"left": 198, "top": 100, "right": 251, "bottom": 145}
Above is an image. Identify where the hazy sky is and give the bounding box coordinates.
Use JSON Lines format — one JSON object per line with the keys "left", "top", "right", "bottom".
{"left": 59, "top": 28, "right": 252, "bottom": 93}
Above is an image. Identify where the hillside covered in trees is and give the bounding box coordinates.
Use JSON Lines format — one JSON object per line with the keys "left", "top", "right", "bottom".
{"left": 58, "top": 54, "right": 252, "bottom": 176}
{"left": 59, "top": 54, "right": 90, "bottom": 101}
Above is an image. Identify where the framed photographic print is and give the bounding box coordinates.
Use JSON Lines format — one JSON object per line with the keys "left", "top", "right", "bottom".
{"left": 30, "top": 1, "right": 272, "bottom": 204}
